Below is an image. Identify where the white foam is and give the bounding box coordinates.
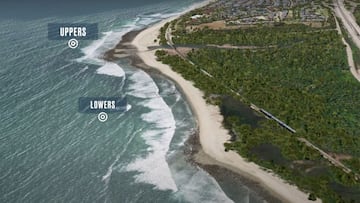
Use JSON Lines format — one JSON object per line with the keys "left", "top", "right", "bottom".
{"left": 127, "top": 71, "right": 159, "bottom": 98}
{"left": 76, "top": 18, "right": 140, "bottom": 65}
{"left": 141, "top": 97, "right": 168, "bottom": 110}
{"left": 81, "top": 66, "right": 89, "bottom": 72}
{"left": 141, "top": 108, "right": 175, "bottom": 129}
{"left": 96, "top": 62, "right": 125, "bottom": 78}
{"left": 126, "top": 128, "right": 177, "bottom": 191}
{"left": 75, "top": 26, "right": 133, "bottom": 81}
{"left": 126, "top": 69, "right": 178, "bottom": 192}
{"left": 173, "top": 170, "right": 234, "bottom": 203}
{"left": 126, "top": 104, "right": 132, "bottom": 111}
{"left": 75, "top": 31, "right": 113, "bottom": 65}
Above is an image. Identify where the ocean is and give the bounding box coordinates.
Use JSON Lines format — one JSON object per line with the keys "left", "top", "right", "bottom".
{"left": 0, "top": 0, "right": 266, "bottom": 202}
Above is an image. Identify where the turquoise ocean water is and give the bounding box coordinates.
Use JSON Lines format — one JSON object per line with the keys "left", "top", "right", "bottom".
{"left": 0, "top": 1, "right": 266, "bottom": 202}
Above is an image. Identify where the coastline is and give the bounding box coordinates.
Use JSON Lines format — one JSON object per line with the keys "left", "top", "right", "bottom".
{"left": 104, "top": 28, "right": 281, "bottom": 202}
{"left": 105, "top": 2, "right": 319, "bottom": 203}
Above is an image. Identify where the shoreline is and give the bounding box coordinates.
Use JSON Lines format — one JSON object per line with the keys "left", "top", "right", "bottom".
{"left": 104, "top": 28, "right": 281, "bottom": 203}
{"left": 105, "top": 2, "right": 319, "bottom": 203}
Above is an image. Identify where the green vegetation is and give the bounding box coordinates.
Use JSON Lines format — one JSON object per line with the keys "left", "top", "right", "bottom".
{"left": 158, "top": 22, "right": 170, "bottom": 45}
{"left": 156, "top": 16, "right": 360, "bottom": 202}
{"left": 337, "top": 16, "right": 360, "bottom": 69}
{"left": 173, "top": 24, "right": 334, "bottom": 46}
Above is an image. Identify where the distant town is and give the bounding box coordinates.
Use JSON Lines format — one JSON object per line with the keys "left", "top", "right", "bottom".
{"left": 186, "top": 0, "right": 330, "bottom": 29}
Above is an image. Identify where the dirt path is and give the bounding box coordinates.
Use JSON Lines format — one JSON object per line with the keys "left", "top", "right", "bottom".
{"left": 333, "top": 0, "right": 360, "bottom": 81}
{"left": 334, "top": 0, "right": 360, "bottom": 46}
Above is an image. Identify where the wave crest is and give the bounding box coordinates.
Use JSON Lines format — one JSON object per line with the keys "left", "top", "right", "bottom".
{"left": 126, "top": 70, "right": 177, "bottom": 192}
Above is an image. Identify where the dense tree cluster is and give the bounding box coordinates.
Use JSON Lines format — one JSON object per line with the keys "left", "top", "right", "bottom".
{"left": 156, "top": 16, "right": 360, "bottom": 202}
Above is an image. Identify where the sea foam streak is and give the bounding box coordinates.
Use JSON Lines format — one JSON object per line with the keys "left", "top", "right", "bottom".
{"left": 126, "top": 70, "right": 178, "bottom": 192}
{"left": 75, "top": 17, "right": 141, "bottom": 66}
{"left": 102, "top": 128, "right": 143, "bottom": 186}
{"left": 75, "top": 23, "right": 136, "bottom": 81}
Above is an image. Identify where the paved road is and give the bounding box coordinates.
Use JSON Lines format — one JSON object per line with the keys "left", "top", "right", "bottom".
{"left": 165, "top": 23, "right": 215, "bottom": 78}
{"left": 334, "top": 0, "right": 360, "bottom": 48}
{"left": 330, "top": 0, "right": 360, "bottom": 81}
{"left": 333, "top": 13, "right": 360, "bottom": 81}
{"left": 298, "top": 138, "right": 350, "bottom": 172}
{"left": 298, "top": 138, "right": 359, "bottom": 181}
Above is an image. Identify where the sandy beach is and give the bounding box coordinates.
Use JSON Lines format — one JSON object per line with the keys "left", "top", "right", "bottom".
{"left": 129, "top": 3, "right": 320, "bottom": 203}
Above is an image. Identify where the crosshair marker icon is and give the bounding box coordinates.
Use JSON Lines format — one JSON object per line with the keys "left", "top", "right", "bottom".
{"left": 68, "top": 38, "right": 79, "bottom": 49}
{"left": 97, "top": 112, "right": 108, "bottom": 122}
